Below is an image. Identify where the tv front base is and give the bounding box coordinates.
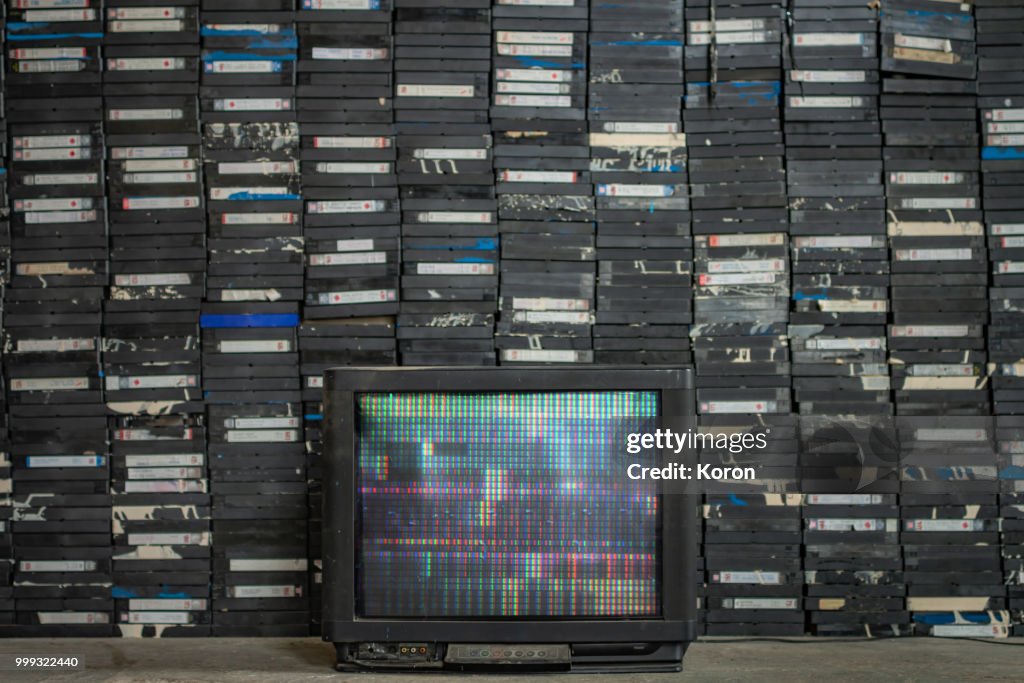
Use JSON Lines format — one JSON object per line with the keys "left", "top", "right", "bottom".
{"left": 333, "top": 641, "right": 689, "bottom": 673}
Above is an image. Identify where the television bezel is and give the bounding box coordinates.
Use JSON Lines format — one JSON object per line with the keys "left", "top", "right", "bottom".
{"left": 322, "top": 366, "right": 697, "bottom": 644}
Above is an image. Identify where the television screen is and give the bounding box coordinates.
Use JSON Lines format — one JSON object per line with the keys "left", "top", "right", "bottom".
{"left": 355, "top": 390, "right": 661, "bottom": 619}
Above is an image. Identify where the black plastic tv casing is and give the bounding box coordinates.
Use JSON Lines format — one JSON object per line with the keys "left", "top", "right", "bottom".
{"left": 322, "top": 366, "right": 698, "bottom": 672}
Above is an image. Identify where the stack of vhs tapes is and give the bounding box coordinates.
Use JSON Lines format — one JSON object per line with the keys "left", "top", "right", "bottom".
{"left": 199, "top": 7, "right": 308, "bottom": 635}
{"left": 800, "top": 413, "right": 907, "bottom": 636}
{"left": 492, "top": 0, "right": 594, "bottom": 365}
{"left": 700, "top": 416, "right": 803, "bottom": 635}
{"left": 880, "top": 0, "right": 976, "bottom": 81}
{"left": 0, "top": 2, "right": 9, "bottom": 634}
{"left": 882, "top": 77, "right": 988, "bottom": 416}
{"left": 102, "top": 3, "right": 209, "bottom": 637}
{"left": 299, "top": 0, "right": 399, "bottom": 323}
{"left": 996, "top": 416, "right": 1024, "bottom": 635}
{"left": 201, "top": 2, "right": 303, "bottom": 308}
{"left": 785, "top": 1, "right": 891, "bottom": 417}
{"left": 589, "top": 2, "right": 691, "bottom": 366}
{"left": 396, "top": 1, "right": 495, "bottom": 366}
{"left": 4, "top": 0, "right": 113, "bottom": 635}
{"left": 206, "top": 396, "right": 309, "bottom": 636}
{"left": 103, "top": 0, "right": 205, "bottom": 419}
{"left": 692, "top": 231, "right": 791, "bottom": 419}
{"left": 899, "top": 420, "right": 1007, "bottom": 637}
{"left": 296, "top": 0, "right": 394, "bottom": 633}
{"left": 109, "top": 416, "right": 210, "bottom": 637}
{"left": 976, "top": 0, "right": 1024, "bottom": 98}
{"left": 803, "top": 490, "right": 908, "bottom": 636}
{"left": 982, "top": 99, "right": 1024, "bottom": 417}
{"left": 685, "top": 3, "right": 790, "bottom": 420}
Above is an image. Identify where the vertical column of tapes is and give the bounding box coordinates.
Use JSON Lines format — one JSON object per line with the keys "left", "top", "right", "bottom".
{"left": 0, "top": 1, "right": 10, "bottom": 633}
{"left": 492, "top": 0, "right": 594, "bottom": 366}
{"left": 102, "top": 0, "right": 210, "bottom": 636}
{"left": 588, "top": 1, "right": 692, "bottom": 367}
{"left": 880, "top": 1, "right": 1002, "bottom": 639}
{"left": 199, "top": 0, "right": 310, "bottom": 637}
{"left": 685, "top": 0, "right": 799, "bottom": 637}
{"left": 784, "top": 2, "right": 905, "bottom": 637}
{"left": 295, "top": 0, "right": 397, "bottom": 634}
{"left": 395, "top": 0, "right": 494, "bottom": 366}
{"left": 976, "top": 0, "right": 1024, "bottom": 638}
{"left": 4, "top": 0, "right": 111, "bottom": 636}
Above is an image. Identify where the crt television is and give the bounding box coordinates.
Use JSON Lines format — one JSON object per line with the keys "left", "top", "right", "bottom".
{"left": 322, "top": 367, "right": 697, "bottom": 673}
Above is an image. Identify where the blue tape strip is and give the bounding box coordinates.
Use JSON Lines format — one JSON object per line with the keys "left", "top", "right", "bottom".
{"left": 200, "top": 313, "right": 299, "bottom": 328}
{"left": 983, "top": 147, "right": 1024, "bottom": 160}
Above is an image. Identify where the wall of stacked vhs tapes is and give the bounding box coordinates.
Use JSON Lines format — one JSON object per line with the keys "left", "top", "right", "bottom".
{"left": 0, "top": 0, "right": 1022, "bottom": 640}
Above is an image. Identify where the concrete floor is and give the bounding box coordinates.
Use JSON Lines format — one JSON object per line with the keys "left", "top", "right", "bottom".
{"left": 0, "top": 637, "right": 1021, "bottom": 682}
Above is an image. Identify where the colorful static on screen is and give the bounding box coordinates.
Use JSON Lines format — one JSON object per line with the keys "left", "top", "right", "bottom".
{"left": 356, "top": 391, "right": 661, "bottom": 618}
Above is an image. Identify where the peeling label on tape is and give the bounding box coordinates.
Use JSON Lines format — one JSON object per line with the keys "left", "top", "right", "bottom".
{"left": 789, "top": 96, "right": 862, "bottom": 108}
{"left": 24, "top": 172, "right": 99, "bottom": 186}
{"left": 417, "top": 263, "right": 494, "bottom": 276}
{"left": 317, "top": 289, "right": 397, "bottom": 305}
{"left": 807, "top": 494, "right": 883, "bottom": 505}
{"left": 10, "top": 377, "right": 90, "bottom": 392}
{"left": 218, "top": 340, "right": 293, "bottom": 353}
{"left": 512, "top": 297, "right": 590, "bottom": 311}
{"left": 396, "top": 84, "right": 474, "bottom": 98}
{"left": 226, "top": 585, "right": 301, "bottom": 598}
{"left": 109, "top": 57, "right": 185, "bottom": 71}
{"left": 596, "top": 184, "right": 674, "bottom": 198}
{"left": 219, "top": 161, "right": 298, "bottom": 175}
{"left": 310, "top": 252, "right": 387, "bottom": 266}
{"left": 124, "top": 453, "right": 203, "bottom": 467}
{"left": 501, "top": 170, "right": 577, "bottom": 183}
{"left": 794, "top": 235, "right": 880, "bottom": 248}
{"left": 222, "top": 212, "right": 297, "bottom": 225}
{"left": 501, "top": 349, "right": 589, "bottom": 363}
{"left": 16, "top": 338, "right": 96, "bottom": 353}
{"left": 312, "top": 47, "right": 387, "bottom": 60}
{"left": 497, "top": 44, "right": 574, "bottom": 57}
{"left": 700, "top": 400, "right": 778, "bottom": 414}
{"left": 706, "top": 233, "right": 785, "bottom": 247}
{"left": 790, "top": 70, "right": 866, "bottom": 83}
{"left": 225, "top": 417, "right": 299, "bottom": 429}
{"left": 229, "top": 558, "right": 307, "bottom": 572}
{"left": 496, "top": 68, "right": 571, "bottom": 82}
{"left": 794, "top": 33, "right": 864, "bottom": 47}
{"left": 308, "top": 200, "right": 384, "bottom": 214}
{"left": 698, "top": 272, "right": 779, "bottom": 285}
{"left": 315, "top": 162, "right": 391, "bottom": 174}
{"left": 494, "top": 94, "right": 571, "bottom": 107}
{"left": 110, "top": 19, "right": 185, "bottom": 33}
{"left": 213, "top": 98, "right": 290, "bottom": 111}
{"left": 417, "top": 211, "right": 492, "bottom": 223}
{"left": 890, "top": 325, "right": 970, "bottom": 337}
{"left": 314, "top": 136, "right": 391, "bottom": 149}
{"left": 109, "top": 108, "right": 184, "bottom": 121}
{"left": 122, "top": 196, "right": 199, "bottom": 210}
{"left": 894, "top": 34, "right": 951, "bottom": 52}
{"left": 413, "top": 148, "right": 488, "bottom": 160}
{"left": 26, "top": 455, "right": 103, "bottom": 468}
{"left": 707, "top": 259, "right": 785, "bottom": 273}
{"left": 894, "top": 248, "right": 973, "bottom": 261}
{"left": 111, "top": 146, "right": 189, "bottom": 160}
{"left": 711, "top": 571, "right": 782, "bottom": 585}
{"left": 106, "top": 375, "right": 197, "bottom": 390}
{"left": 225, "top": 429, "right": 299, "bottom": 443}
{"left": 808, "top": 518, "right": 892, "bottom": 532}
{"left": 905, "top": 519, "right": 984, "bottom": 532}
